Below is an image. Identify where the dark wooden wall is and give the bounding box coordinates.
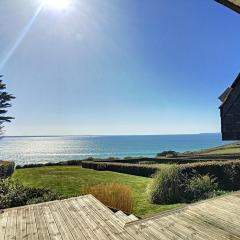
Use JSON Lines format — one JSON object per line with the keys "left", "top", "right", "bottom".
{"left": 221, "top": 79, "right": 240, "bottom": 140}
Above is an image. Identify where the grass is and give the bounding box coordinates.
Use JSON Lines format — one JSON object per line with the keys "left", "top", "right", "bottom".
{"left": 83, "top": 183, "right": 133, "bottom": 214}
{"left": 12, "top": 166, "right": 183, "bottom": 218}
{"left": 193, "top": 142, "right": 240, "bottom": 155}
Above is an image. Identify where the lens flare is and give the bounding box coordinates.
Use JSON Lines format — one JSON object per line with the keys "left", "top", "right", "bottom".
{"left": 43, "top": 0, "right": 71, "bottom": 10}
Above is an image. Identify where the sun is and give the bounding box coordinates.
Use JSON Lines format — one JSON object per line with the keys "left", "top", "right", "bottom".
{"left": 43, "top": 0, "right": 71, "bottom": 10}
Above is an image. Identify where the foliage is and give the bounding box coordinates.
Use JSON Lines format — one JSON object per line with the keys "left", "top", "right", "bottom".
{"left": 148, "top": 163, "right": 231, "bottom": 204}
{"left": 82, "top": 161, "right": 159, "bottom": 177}
{"left": 179, "top": 160, "right": 240, "bottom": 191}
{"left": 0, "top": 76, "right": 15, "bottom": 135}
{"left": 16, "top": 159, "right": 83, "bottom": 169}
{"left": 0, "top": 161, "right": 15, "bottom": 179}
{"left": 0, "top": 178, "right": 63, "bottom": 209}
{"left": 156, "top": 150, "right": 179, "bottom": 157}
{"left": 13, "top": 166, "right": 183, "bottom": 217}
{"left": 184, "top": 174, "right": 218, "bottom": 202}
{"left": 83, "top": 183, "right": 133, "bottom": 213}
{"left": 148, "top": 165, "right": 183, "bottom": 204}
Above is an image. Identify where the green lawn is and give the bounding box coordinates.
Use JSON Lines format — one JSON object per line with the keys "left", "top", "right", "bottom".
{"left": 13, "top": 166, "right": 183, "bottom": 218}
{"left": 193, "top": 142, "right": 240, "bottom": 155}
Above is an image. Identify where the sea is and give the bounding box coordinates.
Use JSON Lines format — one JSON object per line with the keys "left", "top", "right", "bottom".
{"left": 0, "top": 133, "right": 231, "bottom": 166}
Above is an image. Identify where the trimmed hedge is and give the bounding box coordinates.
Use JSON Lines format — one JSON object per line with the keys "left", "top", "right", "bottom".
{"left": 179, "top": 160, "right": 240, "bottom": 191}
{"left": 82, "top": 161, "right": 159, "bottom": 177}
{"left": 16, "top": 160, "right": 83, "bottom": 169}
{"left": 83, "top": 160, "right": 240, "bottom": 191}
{"left": 0, "top": 161, "right": 15, "bottom": 178}
{"left": 102, "top": 157, "right": 230, "bottom": 165}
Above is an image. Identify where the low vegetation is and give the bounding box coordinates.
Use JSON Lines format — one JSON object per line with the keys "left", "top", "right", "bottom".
{"left": 82, "top": 161, "right": 160, "bottom": 177}
{"left": 193, "top": 142, "right": 240, "bottom": 155}
{"left": 148, "top": 164, "right": 226, "bottom": 204}
{"left": 148, "top": 165, "right": 182, "bottom": 204}
{"left": 184, "top": 174, "right": 218, "bottom": 201}
{"left": 10, "top": 143, "right": 240, "bottom": 217}
{"left": 83, "top": 183, "right": 133, "bottom": 214}
{"left": 0, "top": 160, "right": 15, "bottom": 179}
{"left": 16, "top": 159, "right": 83, "bottom": 169}
{"left": 13, "top": 166, "right": 183, "bottom": 217}
{"left": 179, "top": 160, "right": 240, "bottom": 191}
{"left": 156, "top": 150, "right": 179, "bottom": 157}
{"left": 0, "top": 178, "right": 62, "bottom": 209}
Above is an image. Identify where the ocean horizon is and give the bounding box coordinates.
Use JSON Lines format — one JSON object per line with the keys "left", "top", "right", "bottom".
{"left": 0, "top": 133, "right": 232, "bottom": 166}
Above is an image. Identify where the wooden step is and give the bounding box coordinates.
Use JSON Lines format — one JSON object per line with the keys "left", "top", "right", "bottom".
{"left": 115, "top": 211, "right": 138, "bottom": 223}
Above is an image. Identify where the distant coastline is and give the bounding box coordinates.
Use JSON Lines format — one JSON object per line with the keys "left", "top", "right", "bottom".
{"left": 4, "top": 132, "right": 221, "bottom": 138}
{"left": 0, "top": 133, "right": 231, "bottom": 166}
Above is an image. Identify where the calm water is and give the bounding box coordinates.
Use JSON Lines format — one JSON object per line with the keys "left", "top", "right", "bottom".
{"left": 0, "top": 134, "right": 230, "bottom": 166}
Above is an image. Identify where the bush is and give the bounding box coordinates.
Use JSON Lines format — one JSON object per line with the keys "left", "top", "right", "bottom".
{"left": 156, "top": 151, "right": 179, "bottom": 157}
{"left": 148, "top": 167, "right": 220, "bottom": 204}
{"left": 179, "top": 160, "right": 240, "bottom": 191}
{"left": 83, "top": 183, "right": 133, "bottom": 214}
{"left": 0, "top": 161, "right": 15, "bottom": 178}
{"left": 0, "top": 178, "right": 63, "bottom": 209}
{"left": 184, "top": 174, "right": 218, "bottom": 202}
{"left": 16, "top": 160, "right": 82, "bottom": 169}
{"left": 148, "top": 166, "right": 183, "bottom": 204}
{"left": 82, "top": 161, "right": 159, "bottom": 177}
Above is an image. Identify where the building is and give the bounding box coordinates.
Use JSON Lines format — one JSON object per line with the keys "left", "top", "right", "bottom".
{"left": 219, "top": 74, "right": 240, "bottom": 140}
{"left": 215, "top": 0, "right": 240, "bottom": 13}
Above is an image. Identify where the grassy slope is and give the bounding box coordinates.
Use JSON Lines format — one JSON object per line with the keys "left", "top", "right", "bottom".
{"left": 13, "top": 166, "right": 182, "bottom": 218}
{"left": 192, "top": 142, "right": 240, "bottom": 155}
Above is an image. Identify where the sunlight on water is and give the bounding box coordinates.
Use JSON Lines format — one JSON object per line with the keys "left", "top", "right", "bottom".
{"left": 0, "top": 134, "right": 227, "bottom": 166}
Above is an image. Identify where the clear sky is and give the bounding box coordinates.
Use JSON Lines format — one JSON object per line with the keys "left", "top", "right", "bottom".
{"left": 1, "top": 0, "right": 240, "bottom": 136}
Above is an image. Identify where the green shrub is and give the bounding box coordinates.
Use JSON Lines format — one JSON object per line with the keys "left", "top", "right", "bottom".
{"left": 0, "top": 178, "right": 63, "bottom": 209}
{"left": 179, "top": 160, "right": 240, "bottom": 191}
{"left": 148, "top": 165, "right": 183, "bottom": 204}
{"left": 184, "top": 174, "right": 218, "bottom": 202}
{"left": 148, "top": 167, "right": 221, "bottom": 204}
{"left": 0, "top": 161, "right": 15, "bottom": 178}
{"left": 82, "top": 161, "right": 159, "bottom": 177}
{"left": 156, "top": 151, "right": 179, "bottom": 157}
{"left": 16, "top": 160, "right": 82, "bottom": 169}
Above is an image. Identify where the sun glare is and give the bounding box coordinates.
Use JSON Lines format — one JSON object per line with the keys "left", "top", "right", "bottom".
{"left": 43, "top": 0, "right": 71, "bottom": 10}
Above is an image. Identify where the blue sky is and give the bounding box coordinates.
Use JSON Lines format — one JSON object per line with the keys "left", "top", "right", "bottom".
{"left": 1, "top": 0, "right": 240, "bottom": 136}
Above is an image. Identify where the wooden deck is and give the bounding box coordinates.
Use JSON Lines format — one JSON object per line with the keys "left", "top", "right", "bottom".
{"left": 1, "top": 192, "right": 240, "bottom": 239}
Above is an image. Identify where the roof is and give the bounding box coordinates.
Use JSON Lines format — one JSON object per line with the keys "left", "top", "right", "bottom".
{"left": 219, "top": 73, "right": 240, "bottom": 107}
{"left": 216, "top": 0, "right": 240, "bottom": 13}
{"left": 1, "top": 192, "right": 240, "bottom": 239}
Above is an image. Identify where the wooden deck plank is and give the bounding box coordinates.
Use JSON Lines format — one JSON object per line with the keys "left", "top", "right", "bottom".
{"left": 34, "top": 206, "right": 51, "bottom": 240}
{"left": 5, "top": 209, "right": 17, "bottom": 240}
{"left": 26, "top": 206, "right": 39, "bottom": 240}
{"left": 180, "top": 211, "right": 236, "bottom": 240}
{"left": 48, "top": 203, "right": 76, "bottom": 240}
{"left": 192, "top": 203, "right": 240, "bottom": 230}
{"left": 0, "top": 211, "right": 8, "bottom": 240}
{"left": 143, "top": 220, "right": 181, "bottom": 240}
{"left": 79, "top": 197, "right": 126, "bottom": 240}
{"left": 2, "top": 192, "right": 240, "bottom": 240}
{"left": 55, "top": 201, "right": 87, "bottom": 240}
{"left": 61, "top": 198, "right": 98, "bottom": 240}
{"left": 149, "top": 217, "right": 197, "bottom": 240}
{"left": 16, "top": 208, "right": 27, "bottom": 240}
{"left": 128, "top": 215, "right": 138, "bottom": 221}
{"left": 163, "top": 214, "right": 212, "bottom": 240}
{"left": 186, "top": 207, "right": 240, "bottom": 239}
{"left": 42, "top": 204, "right": 63, "bottom": 240}
{"left": 199, "top": 202, "right": 240, "bottom": 224}
{"left": 86, "top": 195, "right": 145, "bottom": 240}
{"left": 70, "top": 198, "right": 111, "bottom": 240}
